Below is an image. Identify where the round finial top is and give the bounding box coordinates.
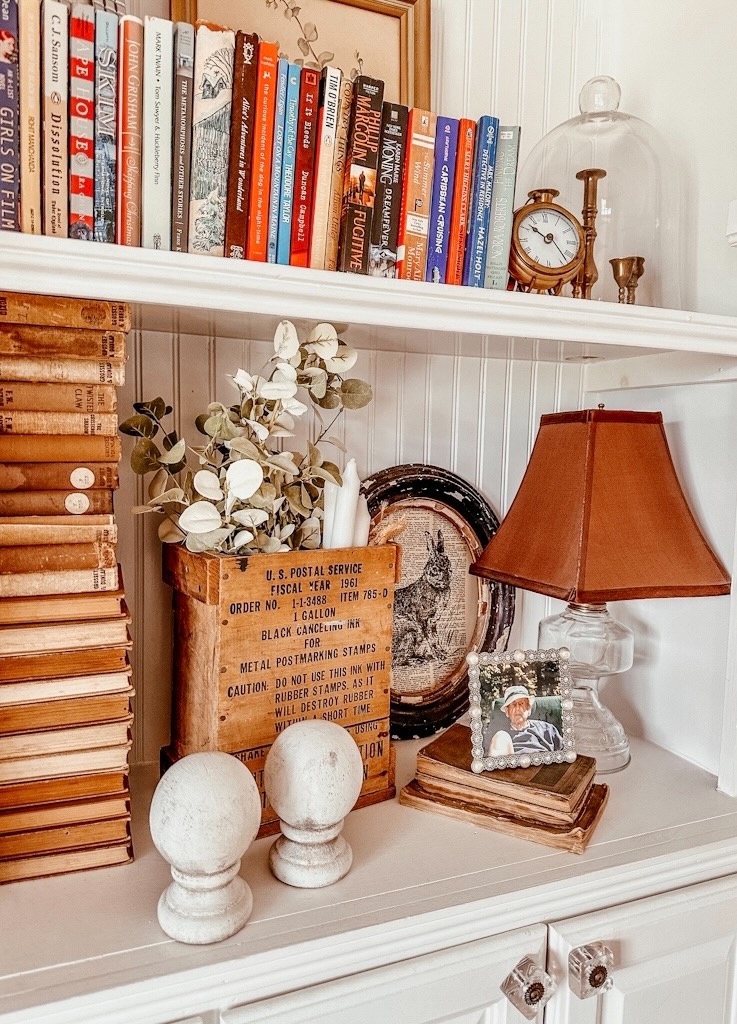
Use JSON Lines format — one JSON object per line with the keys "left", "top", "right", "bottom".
{"left": 579, "top": 75, "right": 621, "bottom": 115}
{"left": 264, "top": 720, "right": 363, "bottom": 828}
{"left": 149, "top": 751, "right": 261, "bottom": 875}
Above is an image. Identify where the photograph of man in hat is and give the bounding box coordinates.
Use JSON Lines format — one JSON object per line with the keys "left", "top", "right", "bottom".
{"left": 486, "top": 684, "right": 564, "bottom": 757}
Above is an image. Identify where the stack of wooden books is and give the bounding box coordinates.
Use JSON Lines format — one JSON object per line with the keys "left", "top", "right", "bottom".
{"left": 400, "top": 723, "right": 609, "bottom": 854}
{"left": 0, "top": 291, "right": 134, "bottom": 883}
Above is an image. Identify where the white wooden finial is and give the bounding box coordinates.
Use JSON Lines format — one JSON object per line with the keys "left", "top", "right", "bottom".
{"left": 149, "top": 751, "right": 261, "bottom": 944}
{"left": 264, "top": 720, "right": 364, "bottom": 888}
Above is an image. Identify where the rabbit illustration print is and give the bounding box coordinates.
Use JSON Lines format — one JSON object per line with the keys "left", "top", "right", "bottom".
{"left": 393, "top": 530, "right": 452, "bottom": 665}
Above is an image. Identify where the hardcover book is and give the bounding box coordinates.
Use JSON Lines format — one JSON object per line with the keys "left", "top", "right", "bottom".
{"left": 324, "top": 76, "right": 353, "bottom": 272}
{"left": 396, "top": 108, "right": 437, "bottom": 281}
{"left": 188, "top": 23, "right": 235, "bottom": 256}
{"left": 246, "top": 39, "right": 279, "bottom": 262}
{"left": 0, "top": 325, "right": 126, "bottom": 359}
{"left": 0, "top": 717, "right": 133, "bottom": 762}
{"left": 0, "top": 568, "right": 121, "bottom": 600}
{"left": 0, "top": 638, "right": 129, "bottom": 678}
{"left": 0, "top": 489, "right": 114, "bottom": 516}
{"left": 0, "top": 382, "right": 117, "bottom": 413}
{"left": 93, "top": 8, "right": 118, "bottom": 243}
{"left": 0, "top": 513, "right": 117, "bottom": 540}
{"left": 289, "top": 67, "right": 320, "bottom": 267}
{"left": 0, "top": 540, "right": 117, "bottom": 575}
{"left": 0, "top": 839, "right": 133, "bottom": 884}
{"left": 0, "top": 410, "right": 118, "bottom": 435}
{"left": 0, "top": 610, "right": 130, "bottom": 655}
{"left": 484, "top": 125, "right": 521, "bottom": 290}
{"left": 275, "top": 62, "right": 300, "bottom": 266}
{"left": 266, "top": 57, "right": 289, "bottom": 264}
{"left": 337, "top": 75, "right": 385, "bottom": 275}
{"left": 0, "top": 769, "right": 129, "bottom": 809}
{"left": 41, "top": 0, "right": 68, "bottom": 236}
{"left": 0, "top": 463, "right": 119, "bottom": 492}
{"left": 1, "top": 688, "right": 133, "bottom": 734}
{"left": 68, "top": 3, "right": 95, "bottom": 240}
{"left": 0, "top": 355, "right": 125, "bottom": 385}
{"left": 0, "top": 790, "right": 130, "bottom": 833}
{"left": 308, "top": 65, "right": 342, "bottom": 271}
{"left": 462, "top": 115, "right": 499, "bottom": 287}
{"left": 141, "top": 16, "right": 173, "bottom": 250}
{"left": 224, "top": 30, "right": 258, "bottom": 260}
{"left": 0, "top": 813, "right": 131, "bottom": 859}
{"left": 0, "top": 434, "right": 122, "bottom": 462}
{"left": 0, "top": 742, "right": 133, "bottom": 785}
{"left": 0, "top": 0, "right": 20, "bottom": 231}
{"left": 171, "top": 22, "right": 195, "bottom": 253}
{"left": 19, "top": 0, "right": 41, "bottom": 234}
{"left": 116, "top": 15, "right": 143, "bottom": 247}
{"left": 368, "top": 101, "right": 408, "bottom": 278}
{"left": 446, "top": 119, "right": 476, "bottom": 286}
{"left": 0, "top": 291, "right": 130, "bottom": 330}
{"left": 426, "top": 116, "right": 459, "bottom": 284}
{"left": 0, "top": 667, "right": 131, "bottom": 702}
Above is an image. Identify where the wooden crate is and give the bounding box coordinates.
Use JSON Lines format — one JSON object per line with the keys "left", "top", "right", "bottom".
{"left": 163, "top": 543, "right": 399, "bottom": 835}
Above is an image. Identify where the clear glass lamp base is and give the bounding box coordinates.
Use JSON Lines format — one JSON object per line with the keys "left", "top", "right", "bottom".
{"left": 538, "top": 603, "right": 634, "bottom": 774}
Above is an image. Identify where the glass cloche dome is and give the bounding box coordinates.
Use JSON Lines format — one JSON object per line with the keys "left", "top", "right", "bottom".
{"left": 516, "top": 76, "right": 682, "bottom": 309}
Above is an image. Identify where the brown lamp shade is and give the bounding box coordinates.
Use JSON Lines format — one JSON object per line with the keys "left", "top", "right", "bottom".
{"left": 471, "top": 409, "right": 731, "bottom": 603}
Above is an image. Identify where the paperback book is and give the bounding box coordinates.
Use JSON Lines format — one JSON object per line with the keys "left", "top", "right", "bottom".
{"left": 0, "top": 0, "right": 20, "bottom": 231}
{"left": 116, "top": 15, "right": 143, "bottom": 246}
{"left": 309, "top": 65, "right": 342, "bottom": 271}
{"left": 93, "top": 7, "right": 118, "bottom": 243}
{"left": 337, "top": 75, "right": 385, "bottom": 275}
{"left": 224, "top": 29, "right": 258, "bottom": 260}
{"left": 462, "top": 115, "right": 499, "bottom": 287}
{"left": 171, "top": 21, "right": 195, "bottom": 253}
{"left": 368, "top": 101, "right": 408, "bottom": 278}
{"left": 267, "top": 58, "right": 289, "bottom": 263}
{"left": 289, "top": 66, "right": 320, "bottom": 267}
{"left": 426, "top": 116, "right": 459, "bottom": 284}
{"left": 246, "top": 38, "right": 278, "bottom": 261}
{"left": 484, "top": 125, "right": 521, "bottom": 290}
{"left": 276, "top": 63, "right": 300, "bottom": 266}
{"left": 141, "top": 16, "right": 173, "bottom": 250}
{"left": 19, "top": 0, "right": 41, "bottom": 234}
{"left": 68, "top": 3, "right": 95, "bottom": 240}
{"left": 396, "top": 108, "right": 437, "bottom": 281}
{"left": 41, "top": 0, "right": 69, "bottom": 236}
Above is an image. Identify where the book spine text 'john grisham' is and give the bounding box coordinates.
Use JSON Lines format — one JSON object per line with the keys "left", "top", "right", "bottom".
{"left": 116, "top": 15, "right": 143, "bottom": 246}
{"left": 426, "top": 116, "right": 459, "bottom": 284}
{"left": 462, "top": 114, "right": 499, "bottom": 287}
{"left": 19, "top": 0, "right": 41, "bottom": 234}
{"left": 369, "top": 101, "right": 408, "bottom": 279}
{"left": 0, "top": 0, "right": 20, "bottom": 231}
{"left": 68, "top": 3, "right": 95, "bottom": 240}
{"left": 141, "top": 16, "right": 173, "bottom": 250}
{"left": 484, "top": 125, "right": 521, "bottom": 290}
{"left": 337, "top": 75, "right": 384, "bottom": 275}
{"left": 93, "top": 7, "right": 118, "bottom": 243}
{"left": 224, "top": 29, "right": 258, "bottom": 260}
{"left": 171, "top": 21, "right": 195, "bottom": 253}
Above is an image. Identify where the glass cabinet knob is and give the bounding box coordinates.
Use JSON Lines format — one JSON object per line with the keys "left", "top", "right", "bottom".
{"left": 568, "top": 942, "right": 614, "bottom": 999}
{"left": 500, "top": 955, "right": 557, "bottom": 1019}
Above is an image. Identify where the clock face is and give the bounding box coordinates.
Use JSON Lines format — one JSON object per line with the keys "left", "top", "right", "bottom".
{"left": 517, "top": 208, "right": 582, "bottom": 271}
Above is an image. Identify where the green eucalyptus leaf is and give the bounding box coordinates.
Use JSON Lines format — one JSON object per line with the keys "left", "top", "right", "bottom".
{"left": 134, "top": 397, "right": 167, "bottom": 421}
{"left": 120, "top": 414, "right": 158, "bottom": 438}
{"left": 130, "top": 437, "right": 162, "bottom": 474}
{"left": 162, "top": 430, "right": 180, "bottom": 452}
{"left": 340, "top": 378, "right": 373, "bottom": 409}
{"left": 157, "top": 438, "right": 186, "bottom": 465}
{"left": 315, "top": 388, "right": 341, "bottom": 410}
{"left": 195, "top": 413, "right": 209, "bottom": 435}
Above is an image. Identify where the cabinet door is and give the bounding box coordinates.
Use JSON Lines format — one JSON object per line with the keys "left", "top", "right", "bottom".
{"left": 545, "top": 875, "right": 737, "bottom": 1024}
{"left": 221, "top": 925, "right": 547, "bottom": 1024}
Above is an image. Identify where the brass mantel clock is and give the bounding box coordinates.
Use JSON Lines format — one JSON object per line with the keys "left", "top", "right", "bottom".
{"left": 509, "top": 189, "right": 586, "bottom": 294}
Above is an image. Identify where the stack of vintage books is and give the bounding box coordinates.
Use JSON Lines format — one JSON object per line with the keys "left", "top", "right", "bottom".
{"left": 0, "top": 291, "right": 134, "bottom": 883}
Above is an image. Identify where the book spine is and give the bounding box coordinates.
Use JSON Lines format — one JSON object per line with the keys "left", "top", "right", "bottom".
{"left": 0, "top": 489, "right": 114, "bottom": 515}
{"left": 462, "top": 115, "right": 499, "bottom": 288}
{"left": 0, "top": 382, "right": 117, "bottom": 412}
{"left": 0, "top": 841, "right": 133, "bottom": 882}
{"left": 245, "top": 39, "right": 278, "bottom": 262}
{"left": 0, "top": 718, "right": 133, "bottom": 759}
{"left": 0, "top": 433, "right": 121, "bottom": 461}
{"left": 396, "top": 108, "right": 437, "bottom": 281}
{"left": 0, "top": 355, "right": 125, "bottom": 385}
{"left": 93, "top": 8, "right": 118, "bottom": 244}
{"left": 0, "top": 326, "right": 125, "bottom": 359}
{"left": 308, "top": 66, "right": 342, "bottom": 271}
{"left": 41, "top": 0, "right": 68, "bottom": 236}
{"left": 337, "top": 75, "right": 384, "bottom": 275}
{"left": 170, "top": 22, "right": 194, "bottom": 253}
{"left": 115, "top": 15, "right": 143, "bottom": 247}
{"left": 266, "top": 57, "right": 288, "bottom": 264}
{"left": 446, "top": 118, "right": 476, "bottom": 287}
{"left": 289, "top": 67, "right": 320, "bottom": 267}
{"left": 324, "top": 77, "right": 353, "bottom": 273}
{"left": 368, "top": 101, "right": 408, "bottom": 279}
{"left": 484, "top": 125, "right": 521, "bottom": 290}
{"left": 0, "top": 291, "right": 130, "bottom": 330}
{"left": 0, "top": 770, "right": 130, "bottom": 808}
{"left": 0, "top": 565, "right": 119, "bottom": 597}
{"left": 19, "top": 0, "right": 41, "bottom": 235}
{"left": 0, "top": 514, "right": 118, "bottom": 538}
{"left": 141, "top": 16, "right": 173, "bottom": 250}
{"left": 426, "top": 116, "right": 459, "bottom": 284}
{"left": 0, "top": 411, "right": 118, "bottom": 434}
{"left": 275, "top": 62, "right": 300, "bottom": 266}
{"left": 68, "top": 3, "right": 95, "bottom": 241}
{"left": 0, "top": 0, "right": 19, "bottom": 231}
{"left": 223, "top": 30, "right": 258, "bottom": 260}
{"left": 1, "top": 693, "right": 132, "bottom": 736}
{"left": 0, "top": 541, "right": 116, "bottom": 574}
{"left": 188, "top": 24, "right": 235, "bottom": 256}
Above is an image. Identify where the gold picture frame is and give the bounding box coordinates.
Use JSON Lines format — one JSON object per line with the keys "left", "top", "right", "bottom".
{"left": 169, "top": 0, "right": 431, "bottom": 109}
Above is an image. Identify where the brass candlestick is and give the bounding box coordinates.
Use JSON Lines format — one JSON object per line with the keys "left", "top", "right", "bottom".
{"left": 610, "top": 256, "right": 645, "bottom": 303}
{"left": 572, "top": 168, "right": 607, "bottom": 299}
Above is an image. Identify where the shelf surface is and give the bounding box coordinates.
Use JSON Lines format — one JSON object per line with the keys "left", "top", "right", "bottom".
{"left": 2, "top": 736, "right": 737, "bottom": 1024}
{"left": 3, "top": 234, "right": 737, "bottom": 359}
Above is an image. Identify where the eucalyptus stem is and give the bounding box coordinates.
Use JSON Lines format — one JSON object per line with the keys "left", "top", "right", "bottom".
{"left": 276, "top": 0, "right": 321, "bottom": 64}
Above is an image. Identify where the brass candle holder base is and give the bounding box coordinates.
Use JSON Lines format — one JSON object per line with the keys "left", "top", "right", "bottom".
{"left": 610, "top": 257, "right": 645, "bottom": 303}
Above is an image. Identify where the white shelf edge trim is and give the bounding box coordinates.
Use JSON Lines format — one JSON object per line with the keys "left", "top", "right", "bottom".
{"left": 3, "top": 234, "right": 737, "bottom": 354}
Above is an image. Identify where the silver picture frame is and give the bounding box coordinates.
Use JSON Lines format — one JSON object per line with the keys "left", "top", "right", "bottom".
{"left": 467, "top": 647, "right": 576, "bottom": 772}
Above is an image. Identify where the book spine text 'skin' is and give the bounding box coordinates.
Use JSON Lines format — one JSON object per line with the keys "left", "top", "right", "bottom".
{"left": 116, "top": 15, "right": 143, "bottom": 246}
{"left": 171, "top": 22, "right": 194, "bottom": 253}
{"left": 42, "top": 0, "right": 68, "bottom": 236}
{"left": 397, "top": 108, "right": 437, "bottom": 281}
{"left": 245, "top": 38, "right": 278, "bottom": 261}
{"left": 369, "top": 101, "right": 408, "bottom": 279}
{"left": 141, "top": 16, "right": 173, "bottom": 250}
{"left": 426, "top": 116, "right": 459, "bottom": 284}
{"left": 309, "top": 65, "right": 342, "bottom": 271}
{"left": 19, "top": 0, "right": 41, "bottom": 234}
{"left": 68, "top": 3, "right": 95, "bottom": 240}
{"left": 446, "top": 118, "right": 475, "bottom": 286}
{"left": 337, "top": 75, "right": 384, "bottom": 275}
{"left": 224, "top": 30, "right": 258, "bottom": 260}
{"left": 289, "top": 66, "right": 319, "bottom": 267}
{"left": 267, "top": 57, "right": 288, "bottom": 263}
{"left": 0, "top": 0, "right": 20, "bottom": 231}
{"left": 93, "top": 8, "right": 118, "bottom": 243}
{"left": 324, "top": 76, "right": 353, "bottom": 273}
{"left": 463, "top": 114, "right": 499, "bottom": 287}
{"left": 276, "top": 62, "right": 300, "bottom": 266}
{"left": 484, "top": 125, "right": 521, "bottom": 290}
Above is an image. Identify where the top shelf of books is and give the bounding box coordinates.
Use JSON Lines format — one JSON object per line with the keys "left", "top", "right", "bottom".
{"left": 3, "top": 234, "right": 737, "bottom": 361}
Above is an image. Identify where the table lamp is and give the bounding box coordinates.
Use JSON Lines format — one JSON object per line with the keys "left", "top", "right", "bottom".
{"left": 470, "top": 408, "right": 731, "bottom": 772}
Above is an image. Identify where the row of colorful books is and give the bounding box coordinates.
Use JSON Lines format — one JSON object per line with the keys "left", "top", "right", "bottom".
{"left": 0, "top": 0, "right": 520, "bottom": 286}
{"left": 0, "top": 291, "right": 134, "bottom": 884}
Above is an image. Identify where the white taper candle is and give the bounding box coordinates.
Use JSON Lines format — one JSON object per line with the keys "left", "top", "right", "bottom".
{"left": 329, "top": 458, "right": 360, "bottom": 549}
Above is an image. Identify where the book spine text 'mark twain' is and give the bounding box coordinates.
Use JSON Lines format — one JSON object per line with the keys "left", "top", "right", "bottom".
{"left": 171, "top": 22, "right": 194, "bottom": 253}
{"left": 116, "top": 15, "right": 143, "bottom": 246}
{"left": 369, "top": 101, "right": 408, "bottom": 279}
{"left": 337, "top": 75, "right": 384, "bottom": 275}
{"left": 224, "top": 30, "right": 258, "bottom": 260}
{"left": 141, "top": 16, "right": 173, "bottom": 250}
